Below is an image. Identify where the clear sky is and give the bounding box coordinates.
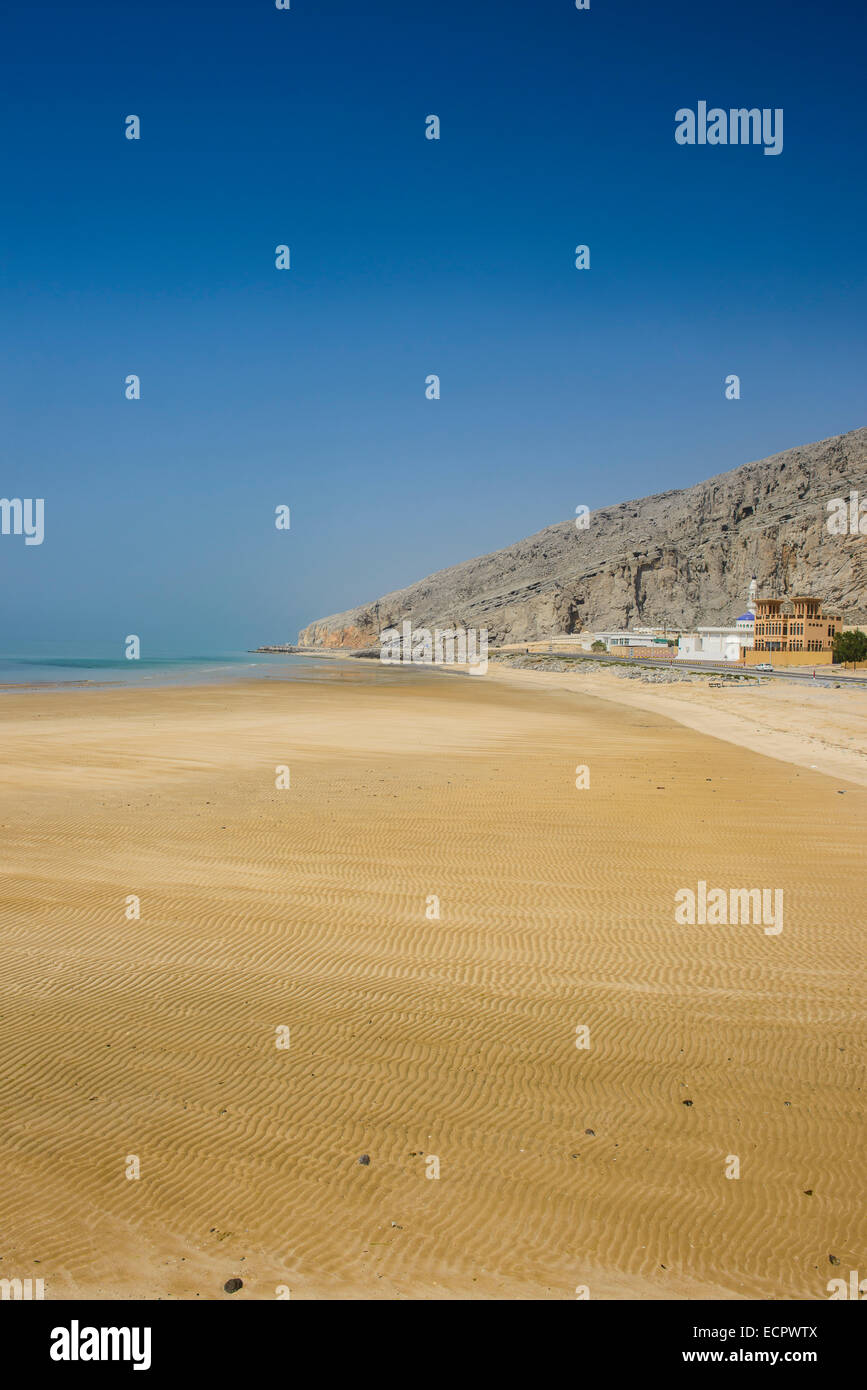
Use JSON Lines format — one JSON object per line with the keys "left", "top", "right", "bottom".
{"left": 2, "top": 0, "right": 865, "bottom": 652}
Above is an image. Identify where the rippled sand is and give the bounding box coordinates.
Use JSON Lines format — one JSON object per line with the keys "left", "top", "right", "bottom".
{"left": 0, "top": 673, "right": 864, "bottom": 1299}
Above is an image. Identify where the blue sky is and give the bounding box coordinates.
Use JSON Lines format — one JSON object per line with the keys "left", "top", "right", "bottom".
{"left": 2, "top": 0, "right": 865, "bottom": 651}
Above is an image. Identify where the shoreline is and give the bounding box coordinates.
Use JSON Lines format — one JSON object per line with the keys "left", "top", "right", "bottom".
{"left": 5, "top": 648, "right": 865, "bottom": 789}
{"left": 287, "top": 650, "right": 867, "bottom": 790}
{"left": 3, "top": 634, "right": 866, "bottom": 793}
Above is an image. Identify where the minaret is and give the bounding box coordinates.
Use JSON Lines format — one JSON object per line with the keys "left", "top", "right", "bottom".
{"left": 748, "top": 576, "right": 757, "bottom": 614}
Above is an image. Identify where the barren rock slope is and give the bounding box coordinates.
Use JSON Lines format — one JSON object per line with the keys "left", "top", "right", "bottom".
{"left": 298, "top": 429, "right": 867, "bottom": 647}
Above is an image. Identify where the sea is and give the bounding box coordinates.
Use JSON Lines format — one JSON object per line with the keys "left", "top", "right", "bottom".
{"left": 0, "top": 647, "right": 434, "bottom": 690}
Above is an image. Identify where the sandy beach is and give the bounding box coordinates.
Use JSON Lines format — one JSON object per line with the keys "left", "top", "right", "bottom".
{"left": 487, "top": 661, "right": 867, "bottom": 789}
{"left": 0, "top": 669, "right": 864, "bottom": 1300}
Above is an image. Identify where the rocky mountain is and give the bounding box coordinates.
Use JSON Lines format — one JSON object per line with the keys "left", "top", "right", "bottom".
{"left": 297, "top": 428, "right": 867, "bottom": 647}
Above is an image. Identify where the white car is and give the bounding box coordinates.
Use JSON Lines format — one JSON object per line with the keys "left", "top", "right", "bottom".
{"left": 755, "top": 662, "right": 774, "bottom": 672}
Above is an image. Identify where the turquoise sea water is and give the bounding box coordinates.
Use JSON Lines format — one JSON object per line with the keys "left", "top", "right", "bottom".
{"left": 0, "top": 650, "right": 335, "bottom": 689}
{"left": 0, "top": 648, "right": 437, "bottom": 690}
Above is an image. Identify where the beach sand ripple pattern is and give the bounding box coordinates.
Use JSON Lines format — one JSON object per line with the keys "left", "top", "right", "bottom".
{"left": 0, "top": 674, "right": 864, "bottom": 1299}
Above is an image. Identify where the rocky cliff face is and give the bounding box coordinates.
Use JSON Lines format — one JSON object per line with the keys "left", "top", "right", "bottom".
{"left": 298, "top": 429, "right": 867, "bottom": 647}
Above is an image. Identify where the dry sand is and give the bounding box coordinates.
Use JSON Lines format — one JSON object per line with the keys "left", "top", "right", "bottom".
{"left": 0, "top": 670, "right": 864, "bottom": 1300}
{"left": 487, "top": 660, "right": 867, "bottom": 789}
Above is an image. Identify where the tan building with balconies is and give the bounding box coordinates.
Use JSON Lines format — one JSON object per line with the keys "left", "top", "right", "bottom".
{"left": 753, "top": 595, "right": 839, "bottom": 654}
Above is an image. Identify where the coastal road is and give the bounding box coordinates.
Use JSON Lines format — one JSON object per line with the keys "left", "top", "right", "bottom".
{"left": 514, "top": 648, "right": 867, "bottom": 689}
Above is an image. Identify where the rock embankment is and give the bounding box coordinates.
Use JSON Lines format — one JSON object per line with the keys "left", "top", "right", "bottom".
{"left": 490, "top": 656, "right": 741, "bottom": 684}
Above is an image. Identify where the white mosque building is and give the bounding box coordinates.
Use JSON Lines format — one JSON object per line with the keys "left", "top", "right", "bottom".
{"left": 676, "top": 578, "right": 756, "bottom": 663}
